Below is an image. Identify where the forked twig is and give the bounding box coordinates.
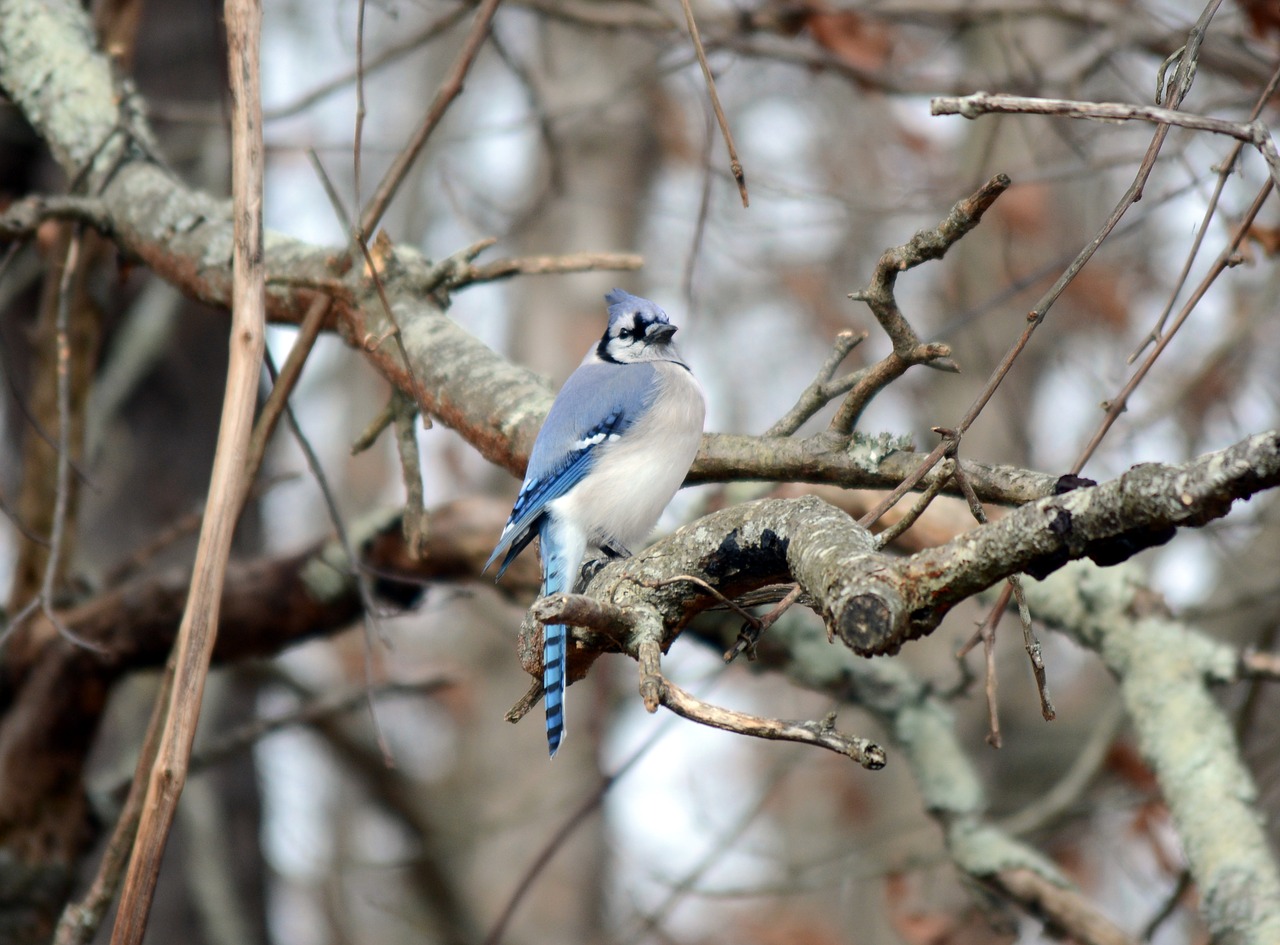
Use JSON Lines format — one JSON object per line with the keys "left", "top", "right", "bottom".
{"left": 873, "top": 457, "right": 956, "bottom": 549}
{"left": 766, "top": 329, "right": 867, "bottom": 437}
{"left": 950, "top": 454, "right": 1055, "bottom": 723}
{"left": 831, "top": 174, "right": 1010, "bottom": 436}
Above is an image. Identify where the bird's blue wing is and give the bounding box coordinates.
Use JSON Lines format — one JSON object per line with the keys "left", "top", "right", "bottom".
{"left": 485, "top": 362, "right": 657, "bottom": 578}
{"left": 484, "top": 406, "right": 625, "bottom": 578}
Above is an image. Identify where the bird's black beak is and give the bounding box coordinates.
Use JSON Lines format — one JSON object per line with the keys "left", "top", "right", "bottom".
{"left": 646, "top": 323, "right": 677, "bottom": 343}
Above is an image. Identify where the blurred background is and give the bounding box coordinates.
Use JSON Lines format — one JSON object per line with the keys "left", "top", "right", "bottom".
{"left": 4, "top": 0, "right": 1280, "bottom": 942}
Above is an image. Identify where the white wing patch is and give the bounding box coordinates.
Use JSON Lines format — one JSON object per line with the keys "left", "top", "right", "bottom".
{"left": 572, "top": 431, "right": 621, "bottom": 451}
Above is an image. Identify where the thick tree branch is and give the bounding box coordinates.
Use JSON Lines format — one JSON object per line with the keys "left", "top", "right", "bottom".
{"left": 499, "top": 431, "right": 1280, "bottom": 706}
{"left": 1022, "top": 562, "right": 1280, "bottom": 943}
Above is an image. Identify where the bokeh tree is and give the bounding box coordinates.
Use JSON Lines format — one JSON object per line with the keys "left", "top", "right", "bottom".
{"left": 3, "top": 1, "right": 1280, "bottom": 944}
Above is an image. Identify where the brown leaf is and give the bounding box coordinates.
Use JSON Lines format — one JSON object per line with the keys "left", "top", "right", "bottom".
{"left": 803, "top": 4, "right": 893, "bottom": 73}
{"left": 1237, "top": 0, "right": 1280, "bottom": 38}
{"left": 990, "top": 181, "right": 1051, "bottom": 238}
{"left": 1064, "top": 264, "right": 1132, "bottom": 332}
{"left": 1104, "top": 740, "right": 1157, "bottom": 793}
{"left": 1245, "top": 222, "right": 1280, "bottom": 257}
{"left": 732, "top": 913, "right": 844, "bottom": 945}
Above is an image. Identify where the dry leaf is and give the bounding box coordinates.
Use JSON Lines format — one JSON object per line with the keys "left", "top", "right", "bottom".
{"left": 1245, "top": 222, "right": 1280, "bottom": 256}
{"left": 1237, "top": 0, "right": 1280, "bottom": 38}
{"left": 1065, "top": 264, "right": 1131, "bottom": 332}
{"left": 803, "top": 3, "right": 893, "bottom": 73}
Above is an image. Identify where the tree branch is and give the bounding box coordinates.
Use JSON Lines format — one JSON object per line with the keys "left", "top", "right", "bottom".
{"left": 932, "top": 92, "right": 1280, "bottom": 192}
{"left": 507, "top": 430, "right": 1280, "bottom": 685}
{"left": 111, "top": 1, "right": 267, "bottom": 939}
{"left": 1023, "top": 562, "right": 1280, "bottom": 942}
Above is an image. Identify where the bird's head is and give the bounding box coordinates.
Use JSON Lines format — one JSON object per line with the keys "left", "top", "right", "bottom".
{"left": 597, "top": 289, "right": 680, "bottom": 364}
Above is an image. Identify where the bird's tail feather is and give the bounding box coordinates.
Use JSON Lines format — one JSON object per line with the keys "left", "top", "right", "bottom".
{"left": 543, "top": 622, "right": 566, "bottom": 756}
{"left": 538, "top": 516, "right": 584, "bottom": 757}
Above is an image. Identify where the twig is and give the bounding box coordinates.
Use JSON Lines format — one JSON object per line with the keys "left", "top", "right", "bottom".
{"left": 873, "top": 457, "right": 955, "bottom": 549}
{"left": 264, "top": 6, "right": 471, "bottom": 121}
{"left": 1238, "top": 648, "right": 1280, "bottom": 680}
{"left": 102, "top": 291, "right": 325, "bottom": 591}
{"left": 932, "top": 92, "right": 1280, "bottom": 193}
{"left": 1009, "top": 575, "right": 1054, "bottom": 720}
{"left": 931, "top": 92, "right": 1263, "bottom": 140}
{"left": 1131, "top": 58, "right": 1280, "bottom": 361}
{"left": 723, "top": 582, "right": 802, "bottom": 662}
{"left": 867, "top": 44, "right": 1207, "bottom": 527}
{"left": 889, "top": 11, "right": 1226, "bottom": 520}
{"left": 682, "top": 105, "right": 717, "bottom": 302}
{"left": 1141, "top": 870, "right": 1193, "bottom": 942}
{"left": 951, "top": 453, "right": 1054, "bottom": 721}
{"left": 620, "top": 759, "right": 791, "bottom": 945}
{"left": 766, "top": 330, "right": 867, "bottom": 436}
{"left": 458, "top": 251, "right": 644, "bottom": 285}
{"left": 831, "top": 175, "right": 1010, "bottom": 435}
{"left": 308, "top": 150, "right": 432, "bottom": 418}
{"left": 110, "top": 0, "right": 266, "bottom": 939}
{"left": 483, "top": 712, "right": 683, "bottom": 945}
{"left": 527, "top": 590, "right": 625, "bottom": 630}
{"left": 191, "top": 673, "right": 455, "bottom": 776}
{"left": 0, "top": 478, "right": 47, "bottom": 550}
{"left": 858, "top": 437, "right": 953, "bottom": 529}
{"left": 359, "top": 0, "right": 503, "bottom": 236}
{"left": 640, "top": 573, "right": 763, "bottom": 628}
{"left": 503, "top": 679, "right": 543, "bottom": 724}
{"left": 35, "top": 226, "right": 104, "bottom": 650}
{"left": 100, "top": 475, "right": 295, "bottom": 588}
{"left": 391, "top": 391, "right": 429, "bottom": 557}
{"left": 265, "top": 348, "right": 397, "bottom": 763}
{"left": 998, "top": 698, "right": 1123, "bottom": 837}
{"left": 979, "top": 602, "right": 1002, "bottom": 747}
{"left": 55, "top": 652, "right": 175, "bottom": 945}
{"left": 990, "top": 868, "right": 1138, "bottom": 945}
{"left": 244, "top": 294, "right": 330, "bottom": 492}
{"left": 351, "top": 395, "right": 398, "bottom": 454}
{"left": 1072, "top": 178, "right": 1271, "bottom": 472}
{"left": 677, "top": 0, "right": 748, "bottom": 207}
{"left": 658, "top": 678, "right": 886, "bottom": 768}
{"left": 353, "top": 0, "right": 367, "bottom": 212}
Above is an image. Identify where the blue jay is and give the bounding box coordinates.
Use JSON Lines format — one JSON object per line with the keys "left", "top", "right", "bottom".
{"left": 486, "top": 289, "right": 706, "bottom": 756}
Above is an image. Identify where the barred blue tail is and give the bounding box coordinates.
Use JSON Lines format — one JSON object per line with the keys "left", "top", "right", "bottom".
{"left": 543, "top": 622, "right": 566, "bottom": 756}
{"left": 538, "top": 515, "right": 585, "bottom": 757}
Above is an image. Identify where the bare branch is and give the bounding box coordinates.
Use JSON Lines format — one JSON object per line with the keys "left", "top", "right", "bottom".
{"left": 830, "top": 176, "right": 1012, "bottom": 435}
{"left": 1024, "top": 562, "right": 1280, "bottom": 942}
{"left": 677, "top": 0, "right": 748, "bottom": 207}
{"left": 552, "top": 431, "right": 1280, "bottom": 671}
{"left": 660, "top": 680, "right": 886, "bottom": 768}
{"left": 766, "top": 330, "right": 868, "bottom": 437}
{"left": 112, "top": 2, "right": 266, "bottom": 937}
{"left": 358, "top": 0, "right": 503, "bottom": 236}
{"left": 932, "top": 92, "right": 1280, "bottom": 192}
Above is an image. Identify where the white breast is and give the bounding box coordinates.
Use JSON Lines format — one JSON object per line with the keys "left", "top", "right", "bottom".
{"left": 549, "top": 362, "right": 705, "bottom": 553}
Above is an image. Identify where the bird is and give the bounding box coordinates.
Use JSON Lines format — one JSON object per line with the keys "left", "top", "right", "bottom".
{"left": 486, "top": 289, "right": 706, "bottom": 757}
